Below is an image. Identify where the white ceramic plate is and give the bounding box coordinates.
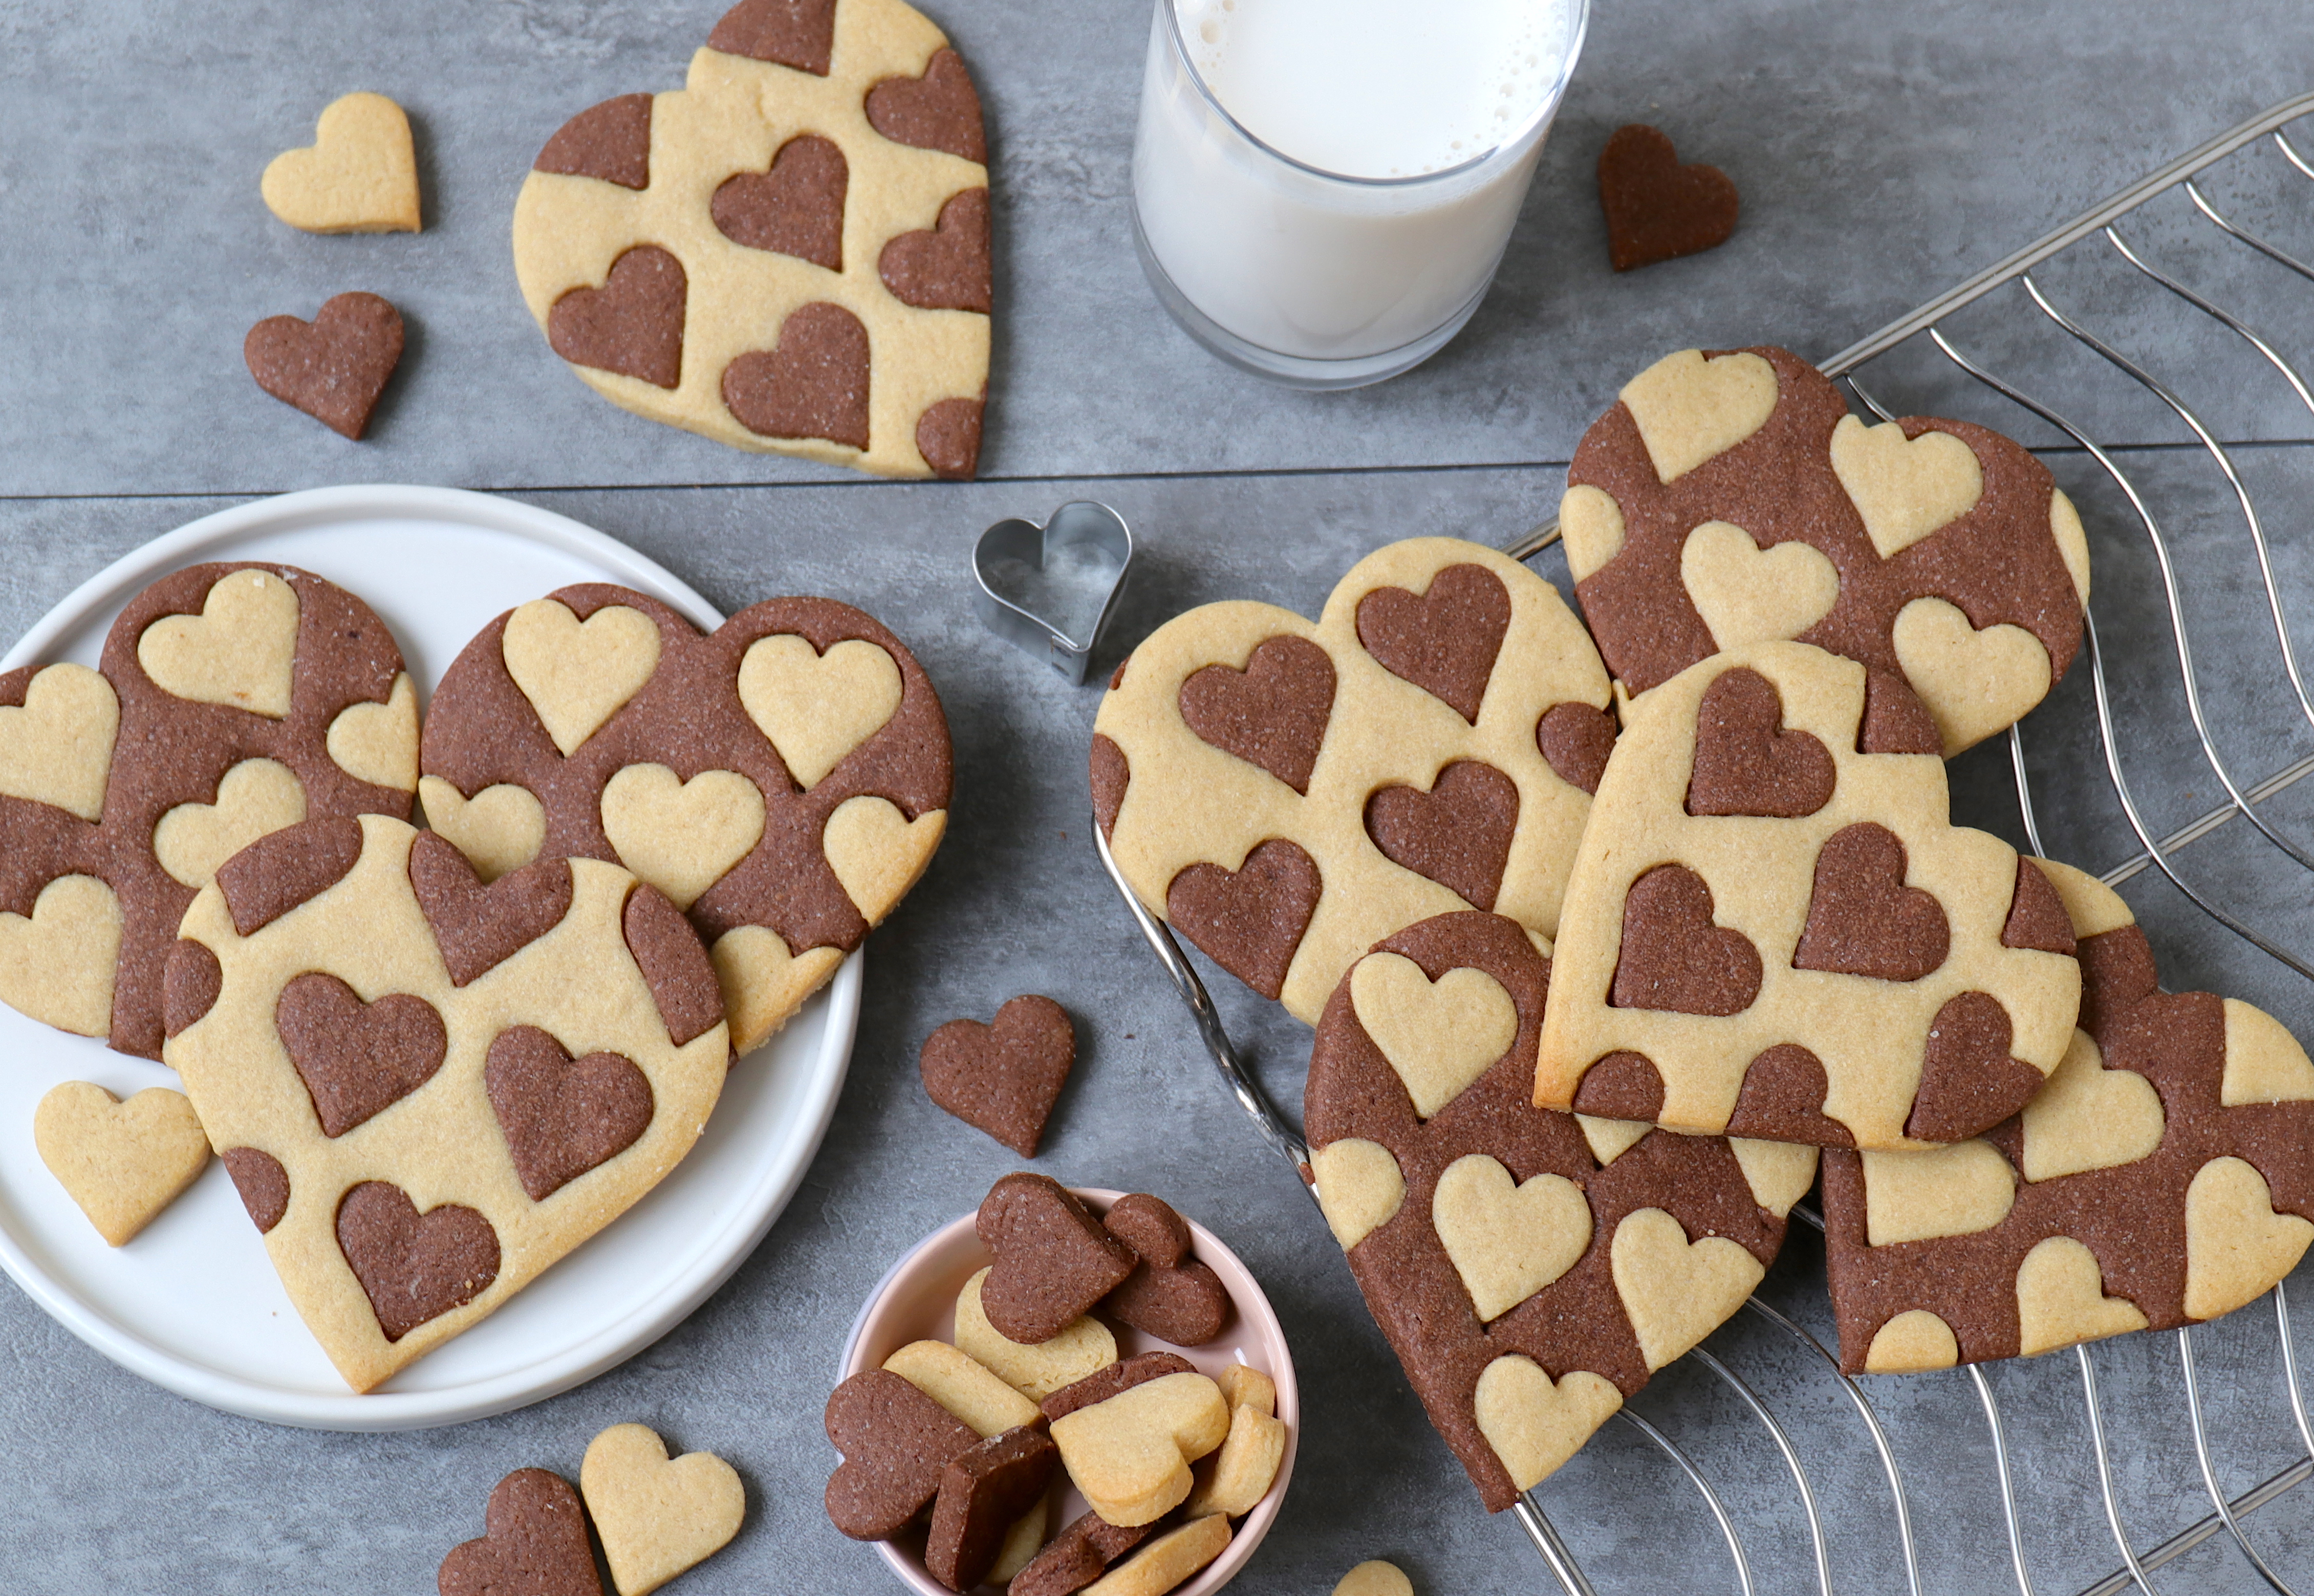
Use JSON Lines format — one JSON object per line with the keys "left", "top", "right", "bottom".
{"left": 0, "top": 485, "right": 859, "bottom": 1430}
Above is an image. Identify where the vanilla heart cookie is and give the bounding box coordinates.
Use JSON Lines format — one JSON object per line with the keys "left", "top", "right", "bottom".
{"left": 0, "top": 563, "right": 416, "bottom": 1059}
{"left": 162, "top": 815, "right": 728, "bottom": 1391}
{"left": 580, "top": 1423, "right": 746, "bottom": 1596}
{"left": 1092, "top": 536, "right": 1612, "bottom": 1025}
{"left": 512, "top": 0, "right": 993, "bottom": 478}
{"left": 1534, "top": 641, "right": 2083, "bottom": 1151}
{"left": 33, "top": 1082, "right": 211, "bottom": 1245}
{"left": 262, "top": 93, "right": 422, "bottom": 234}
{"left": 1047, "top": 1369, "right": 1229, "bottom": 1526}
{"left": 1563, "top": 345, "right": 2090, "bottom": 753}
{"left": 1823, "top": 860, "right": 2314, "bottom": 1371}
{"left": 1307, "top": 908, "right": 1811, "bottom": 1508}
{"left": 420, "top": 583, "right": 949, "bottom": 1057}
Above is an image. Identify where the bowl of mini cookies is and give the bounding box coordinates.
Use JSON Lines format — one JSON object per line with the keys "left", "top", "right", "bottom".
{"left": 829, "top": 1172, "right": 1297, "bottom": 1595}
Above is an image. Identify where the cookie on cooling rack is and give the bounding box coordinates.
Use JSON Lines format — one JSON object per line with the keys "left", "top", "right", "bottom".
{"left": 0, "top": 563, "right": 416, "bottom": 1059}
{"left": 512, "top": 0, "right": 992, "bottom": 478}
{"left": 1305, "top": 910, "right": 1814, "bottom": 1508}
{"left": 1091, "top": 536, "right": 1613, "bottom": 1026}
{"left": 163, "top": 815, "right": 729, "bottom": 1391}
{"left": 1822, "top": 859, "right": 2314, "bottom": 1373}
{"left": 418, "top": 584, "right": 949, "bottom": 1055}
{"left": 1563, "top": 345, "right": 2090, "bottom": 754}
{"left": 1533, "top": 640, "right": 2083, "bottom": 1151}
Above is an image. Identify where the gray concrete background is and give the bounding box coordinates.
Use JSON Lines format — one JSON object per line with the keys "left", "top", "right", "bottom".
{"left": 4, "top": 0, "right": 2314, "bottom": 1591}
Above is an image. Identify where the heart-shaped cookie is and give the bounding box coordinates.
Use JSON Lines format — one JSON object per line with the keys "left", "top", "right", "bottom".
{"left": 580, "top": 1423, "right": 746, "bottom": 1596}
{"left": 1595, "top": 124, "right": 1738, "bottom": 273}
{"left": 421, "top": 583, "right": 949, "bottom": 1056}
{"left": 262, "top": 92, "right": 422, "bottom": 234}
{"left": 920, "top": 994, "right": 1076, "bottom": 1156}
{"left": 1823, "top": 860, "right": 2314, "bottom": 1371}
{"left": 976, "top": 1172, "right": 1137, "bottom": 1344}
{"left": 1101, "top": 1192, "right": 1229, "bottom": 1346}
{"left": 0, "top": 563, "right": 416, "bottom": 1058}
{"left": 33, "top": 1082, "right": 211, "bottom": 1246}
{"left": 245, "top": 292, "right": 406, "bottom": 440}
{"left": 440, "top": 1469, "right": 602, "bottom": 1596}
{"left": 1565, "top": 344, "right": 2090, "bottom": 753}
{"left": 826, "top": 1367, "right": 983, "bottom": 1539}
{"left": 512, "top": 0, "right": 993, "bottom": 478}
{"left": 1307, "top": 909, "right": 1812, "bottom": 1508}
{"left": 163, "top": 815, "right": 728, "bottom": 1391}
{"left": 1536, "top": 642, "right": 2083, "bottom": 1150}
{"left": 1092, "top": 536, "right": 1612, "bottom": 1025}
{"left": 1047, "top": 1370, "right": 1230, "bottom": 1527}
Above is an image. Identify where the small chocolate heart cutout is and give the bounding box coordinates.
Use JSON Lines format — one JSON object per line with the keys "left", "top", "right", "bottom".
{"left": 920, "top": 994, "right": 1075, "bottom": 1157}
{"left": 708, "top": 0, "right": 836, "bottom": 76}
{"left": 407, "top": 832, "right": 575, "bottom": 988}
{"left": 1100, "top": 1192, "right": 1229, "bottom": 1345}
{"left": 864, "top": 47, "right": 987, "bottom": 163}
{"left": 439, "top": 1468, "right": 602, "bottom": 1596}
{"left": 1177, "top": 637, "right": 1336, "bottom": 795}
{"left": 971, "top": 502, "right": 1134, "bottom": 684}
{"left": 977, "top": 1171, "right": 1137, "bottom": 1344}
{"left": 336, "top": 1179, "right": 500, "bottom": 1341}
{"left": 548, "top": 245, "right": 687, "bottom": 390}
{"left": 1354, "top": 563, "right": 1513, "bottom": 724}
{"left": 244, "top": 292, "right": 404, "bottom": 440}
{"left": 713, "top": 134, "right": 849, "bottom": 270}
{"left": 534, "top": 93, "right": 654, "bottom": 190}
{"left": 1611, "top": 863, "right": 1762, "bottom": 1017}
{"left": 1164, "top": 838, "right": 1323, "bottom": 1002}
{"left": 1596, "top": 123, "right": 1738, "bottom": 273}
{"left": 825, "top": 1368, "right": 982, "bottom": 1541}
{"left": 1684, "top": 666, "right": 1834, "bottom": 818}
{"left": 1365, "top": 759, "right": 1520, "bottom": 912}
{"left": 485, "top": 1025, "right": 655, "bottom": 1201}
{"left": 274, "top": 972, "right": 447, "bottom": 1138}
{"left": 1793, "top": 822, "right": 1951, "bottom": 981}
{"left": 721, "top": 301, "right": 871, "bottom": 448}
{"left": 879, "top": 187, "right": 990, "bottom": 312}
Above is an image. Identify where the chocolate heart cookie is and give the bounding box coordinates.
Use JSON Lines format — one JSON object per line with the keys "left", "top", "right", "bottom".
{"left": 1092, "top": 537, "right": 1612, "bottom": 1025}
{"left": 512, "top": 0, "right": 993, "bottom": 478}
{"left": 163, "top": 815, "right": 729, "bottom": 1391}
{"left": 1536, "top": 641, "right": 2083, "bottom": 1150}
{"left": 1307, "top": 910, "right": 1813, "bottom": 1508}
{"left": 0, "top": 563, "right": 416, "bottom": 1059}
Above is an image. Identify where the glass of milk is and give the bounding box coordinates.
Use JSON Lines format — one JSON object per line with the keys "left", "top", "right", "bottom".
{"left": 1132, "top": 0, "right": 1589, "bottom": 388}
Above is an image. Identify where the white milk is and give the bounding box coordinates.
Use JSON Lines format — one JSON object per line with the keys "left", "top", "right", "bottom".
{"left": 1132, "top": 0, "right": 1585, "bottom": 376}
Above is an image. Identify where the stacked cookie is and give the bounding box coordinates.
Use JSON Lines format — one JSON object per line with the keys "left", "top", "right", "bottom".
{"left": 1090, "top": 346, "right": 2314, "bottom": 1506}
{"left": 3, "top": 565, "right": 950, "bottom": 1391}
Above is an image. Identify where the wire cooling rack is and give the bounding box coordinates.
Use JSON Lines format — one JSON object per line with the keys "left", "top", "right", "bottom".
{"left": 1097, "top": 90, "right": 2314, "bottom": 1594}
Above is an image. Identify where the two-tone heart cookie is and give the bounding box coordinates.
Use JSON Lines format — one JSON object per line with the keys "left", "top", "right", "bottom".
{"left": 0, "top": 563, "right": 416, "bottom": 1058}
{"left": 1306, "top": 910, "right": 1814, "bottom": 1508}
{"left": 1534, "top": 640, "right": 2083, "bottom": 1150}
{"left": 1823, "top": 860, "right": 2314, "bottom": 1371}
{"left": 162, "top": 815, "right": 729, "bottom": 1390}
{"left": 1091, "top": 536, "right": 1614, "bottom": 1025}
{"left": 418, "top": 583, "right": 950, "bottom": 1055}
{"left": 513, "top": 0, "right": 992, "bottom": 478}
{"left": 1562, "top": 345, "right": 2090, "bottom": 753}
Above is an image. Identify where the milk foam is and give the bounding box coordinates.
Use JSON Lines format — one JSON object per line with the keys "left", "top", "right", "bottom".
{"left": 1176, "top": 0, "right": 1572, "bottom": 179}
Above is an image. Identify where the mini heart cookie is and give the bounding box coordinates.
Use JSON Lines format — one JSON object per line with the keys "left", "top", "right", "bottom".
{"left": 1093, "top": 536, "right": 1612, "bottom": 1024}
{"left": 825, "top": 1367, "right": 983, "bottom": 1539}
{"left": 1015, "top": 1511, "right": 1152, "bottom": 1596}
{"left": 1536, "top": 642, "right": 2083, "bottom": 1150}
{"left": 1307, "top": 909, "right": 1812, "bottom": 1508}
{"left": 245, "top": 292, "right": 405, "bottom": 440}
{"left": 1823, "top": 860, "right": 2314, "bottom": 1370}
{"left": 164, "top": 816, "right": 729, "bottom": 1390}
{"left": 1101, "top": 1193, "right": 1229, "bottom": 1346}
{"left": 976, "top": 1172, "right": 1137, "bottom": 1343}
{"left": 0, "top": 564, "right": 416, "bottom": 1059}
{"left": 421, "top": 584, "right": 949, "bottom": 1056}
{"left": 926, "top": 1424, "right": 1059, "bottom": 1592}
{"left": 32, "top": 1082, "right": 211, "bottom": 1246}
{"left": 262, "top": 92, "right": 422, "bottom": 233}
{"left": 440, "top": 1469, "right": 602, "bottom": 1596}
{"left": 920, "top": 994, "right": 1075, "bottom": 1156}
{"left": 1596, "top": 124, "right": 1738, "bottom": 273}
{"left": 1046, "top": 1370, "right": 1229, "bottom": 1527}
{"left": 1565, "top": 345, "right": 2090, "bottom": 753}
{"left": 580, "top": 1423, "right": 746, "bottom": 1596}
{"left": 513, "top": 0, "right": 993, "bottom": 478}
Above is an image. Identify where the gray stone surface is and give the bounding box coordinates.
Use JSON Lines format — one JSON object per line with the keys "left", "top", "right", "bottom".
{"left": 5, "top": 0, "right": 2314, "bottom": 1591}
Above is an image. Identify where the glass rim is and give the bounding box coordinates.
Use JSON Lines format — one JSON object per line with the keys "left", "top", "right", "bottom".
{"left": 1156, "top": 0, "right": 1593, "bottom": 189}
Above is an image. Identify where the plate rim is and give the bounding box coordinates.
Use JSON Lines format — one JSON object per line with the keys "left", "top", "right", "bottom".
{"left": 0, "top": 483, "right": 859, "bottom": 1430}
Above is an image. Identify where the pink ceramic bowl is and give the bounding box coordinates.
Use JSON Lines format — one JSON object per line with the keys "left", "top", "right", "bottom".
{"left": 839, "top": 1188, "right": 1299, "bottom": 1595}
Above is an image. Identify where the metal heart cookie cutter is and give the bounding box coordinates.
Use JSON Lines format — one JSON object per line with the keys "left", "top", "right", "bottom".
{"left": 971, "top": 501, "right": 1135, "bottom": 684}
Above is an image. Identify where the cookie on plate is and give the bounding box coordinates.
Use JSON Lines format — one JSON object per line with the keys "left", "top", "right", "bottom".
{"left": 0, "top": 563, "right": 416, "bottom": 1058}
{"left": 1306, "top": 910, "right": 1814, "bottom": 1508}
{"left": 512, "top": 0, "right": 992, "bottom": 478}
{"left": 1823, "top": 860, "right": 2314, "bottom": 1372}
{"left": 1563, "top": 345, "right": 2089, "bottom": 753}
{"left": 1534, "top": 641, "right": 2082, "bottom": 1151}
{"left": 1092, "top": 537, "right": 1613, "bottom": 1025}
{"left": 418, "top": 584, "right": 949, "bottom": 1055}
{"left": 163, "top": 814, "right": 729, "bottom": 1391}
